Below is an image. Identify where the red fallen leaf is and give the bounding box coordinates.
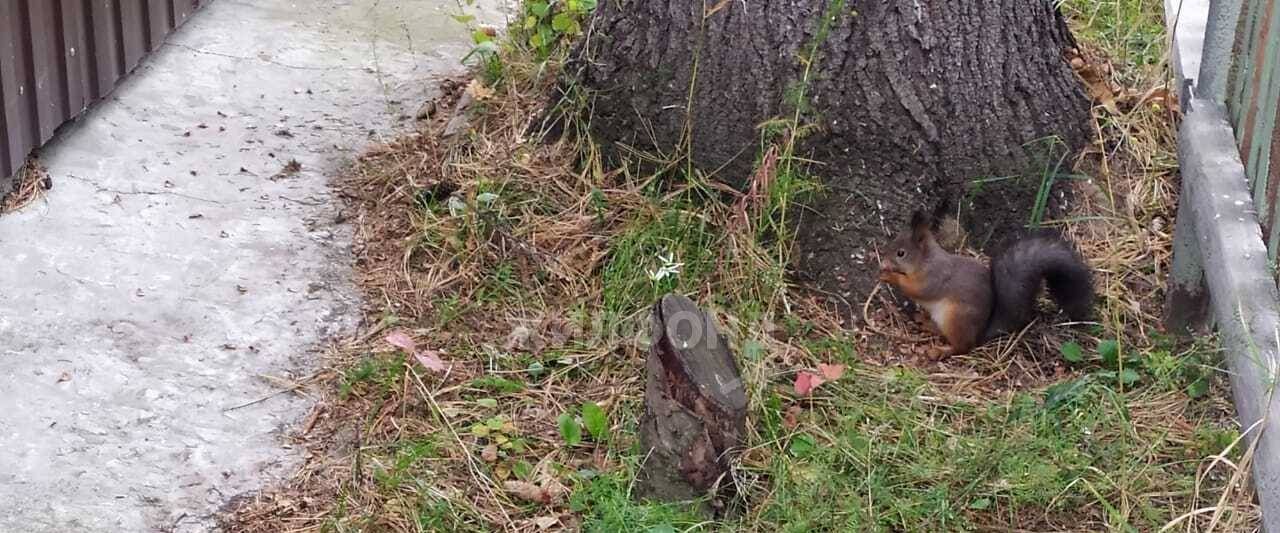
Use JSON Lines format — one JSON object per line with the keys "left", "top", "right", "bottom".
{"left": 387, "top": 330, "right": 449, "bottom": 372}
{"left": 414, "top": 350, "right": 448, "bottom": 373}
{"left": 819, "top": 363, "right": 846, "bottom": 381}
{"left": 385, "top": 330, "right": 416, "bottom": 352}
{"left": 794, "top": 371, "right": 825, "bottom": 396}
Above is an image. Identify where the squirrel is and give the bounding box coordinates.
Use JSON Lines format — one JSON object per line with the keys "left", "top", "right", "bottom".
{"left": 877, "top": 210, "right": 1094, "bottom": 358}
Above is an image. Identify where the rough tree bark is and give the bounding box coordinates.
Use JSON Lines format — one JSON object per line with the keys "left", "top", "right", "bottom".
{"left": 637, "top": 294, "right": 748, "bottom": 515}
{"left": 561, "top": 0, "right": 1091, "bottom": 306}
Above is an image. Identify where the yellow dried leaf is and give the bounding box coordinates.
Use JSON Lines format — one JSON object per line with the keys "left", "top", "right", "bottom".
{"left": 467, "top": 79, "right": 495, "bottom": 101}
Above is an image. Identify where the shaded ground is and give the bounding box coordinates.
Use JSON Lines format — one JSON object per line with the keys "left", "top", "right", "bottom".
{"left": 0, "top": 1, "right": 504, "bottom": 530}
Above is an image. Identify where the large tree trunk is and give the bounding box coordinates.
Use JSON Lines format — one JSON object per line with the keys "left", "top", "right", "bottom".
{"left": 562, "top": 0, "right": 1091, "bottom": 306}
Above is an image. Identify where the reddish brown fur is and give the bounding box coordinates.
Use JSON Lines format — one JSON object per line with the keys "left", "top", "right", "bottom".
{"left": 878, "top": 211, "right": 1093, "bottom": 358}
{"left": 878, "top": 212, "right": 993, "bottom": 357}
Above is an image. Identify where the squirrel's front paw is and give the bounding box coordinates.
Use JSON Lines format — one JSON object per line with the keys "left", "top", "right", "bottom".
{"left": 926, "top": 345, "right": 952, "bottom": 361}
{"left": 910, "top": 308, "right": 929, "bottom": 325}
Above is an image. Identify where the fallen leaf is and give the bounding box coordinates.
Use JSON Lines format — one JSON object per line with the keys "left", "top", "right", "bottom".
{"left": 414, "top": 350, "right": 448, "bottom": 373}
{"left": 1073, "top": 56, "right": 1120, "bottom": 114}
{"left": 819, "top": 363, "right": 846, "bottom": 381}
{"left": 505, "top": 325, "right": 534, "bottom": 352}
{"left": 481, "top": 444, "right": 499, "bottom": 463}
{"left": 541, "top": 477, "right": 568, "bottom": 500}
{"left": 793, "top": 371, "right": 825, "bottom": 397}
{"left": 1135, "top": 85, "right": 1179, "bottom": 113}
{"left": 534, "top": 516, "right": 559, "bottom": 530}
{"left": 467, "top": 79, "right": 495, "bottom": 101}
{"left": 782, "top": 405, "right": 802, "bottom": 429}
{"left": 385, "top": 330, "right": 417, "bottom": 352}
{"left": 540, "top": 315, "right": 579, "bottom": 347}
{"left": 504, "top": 480, "right": 553, "bottom": 504}
{"left": 270, "top": 159, "right": 303, "bottom": 181}
{"left": 385, "top": 331, "right": 450, "bottom": 372}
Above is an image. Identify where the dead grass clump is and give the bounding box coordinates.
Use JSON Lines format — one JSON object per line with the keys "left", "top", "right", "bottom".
{"left": 1, "top": 156, "right": 51, "bottom": 214}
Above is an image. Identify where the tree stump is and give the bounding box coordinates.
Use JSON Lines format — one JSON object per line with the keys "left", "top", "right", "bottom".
{"left": 636, "top": 294, "right": 748, "bottom": 515}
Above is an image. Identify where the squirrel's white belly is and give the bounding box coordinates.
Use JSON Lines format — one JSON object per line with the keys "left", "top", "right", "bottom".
{"left": 923, "top": 300, "right": 950, "bottom": 332}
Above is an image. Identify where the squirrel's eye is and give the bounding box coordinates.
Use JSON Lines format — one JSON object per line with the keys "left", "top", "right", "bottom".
{"left": 896, "top": 249, "right": 906, "bottom": 258}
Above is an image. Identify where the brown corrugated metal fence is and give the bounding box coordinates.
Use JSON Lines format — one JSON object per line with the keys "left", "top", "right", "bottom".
{"left": 0, "top": 0, "right": 202, "bottom": 185}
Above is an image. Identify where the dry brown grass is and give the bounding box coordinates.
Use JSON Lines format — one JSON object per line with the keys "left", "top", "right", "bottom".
{"left": 1, "top": 156, "right": 51, "bottom": 214}
{"left": 1048, "top": 33, "right": 1260, "bottom": 533}
{"left": 221, "top": 54, "right": 819, "bottom": 531}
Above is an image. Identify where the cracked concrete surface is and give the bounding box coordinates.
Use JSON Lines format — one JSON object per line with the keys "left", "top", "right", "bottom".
{"left": 0, "top": 1, "right": 503, "bottom": 530}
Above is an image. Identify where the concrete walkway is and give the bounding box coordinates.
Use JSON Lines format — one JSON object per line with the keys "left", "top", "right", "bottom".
{"left": 0, "top": 1, "right": 500, "bottom": 530}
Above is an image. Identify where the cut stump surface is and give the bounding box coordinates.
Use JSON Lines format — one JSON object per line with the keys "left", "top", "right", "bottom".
{"left": 637, "top": 294, "right": 748, "bottom": 515}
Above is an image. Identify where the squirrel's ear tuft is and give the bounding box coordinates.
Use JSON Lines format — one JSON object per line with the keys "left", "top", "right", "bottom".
{"left": 909, "top": 210, "right": 929, "bottom": 229}
{"left": 930, "top": 198, "right": 950, "bottom": 226}
{"left": 909, "top": 210, "right": 932, "bottom": 243}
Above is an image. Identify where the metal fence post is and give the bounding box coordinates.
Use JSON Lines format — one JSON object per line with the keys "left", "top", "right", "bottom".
{"left": 1199, "top": 0, "right": 1246, "bottom": 103}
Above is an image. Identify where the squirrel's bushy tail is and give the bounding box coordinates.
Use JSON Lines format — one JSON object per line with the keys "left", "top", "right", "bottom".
{"left": 983, "top": 235, "right": 1094, "bottom": 341}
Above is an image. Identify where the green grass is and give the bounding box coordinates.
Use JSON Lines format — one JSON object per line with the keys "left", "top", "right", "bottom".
{"left": 475, "top": 261, "right": 523, "bottom": 304}
{"left": 338, "top": 353, "right": 408, "bottom": 399}
{"left": 571, "top": 471, "right": 707, "bottom": 532}
{"left": 469, "top": 375, "right": 527, "bottom": 394}
{"left": 565, "top": 340, "right": 1235, "bottom": 532}
{"left": 1059, "top": 0, "right": 1167, "bottom": 80}
{"left": 601, "top": 202, "right": 720, "bottom": 319}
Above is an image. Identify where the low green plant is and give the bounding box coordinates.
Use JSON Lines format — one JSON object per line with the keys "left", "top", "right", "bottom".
{"left": 374, "top": 438, "right": 441, "bottom": 491}
{"left": 516, "top": 0, "right": 598, "bottom": 59}
{"left": 582, "top": 402, "right": 608, "bottom": 442}
{"left": 338, "top": 354, "right": 407, "bottom": 399}
{"left": 469, "top": 375, "right": 526, "bottom": 394}
{"left": 559, "top": 411, "right": 583, "bottom": 446}
{"left": 1059, "top": 337, "right": 1216, "bottom": 395}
